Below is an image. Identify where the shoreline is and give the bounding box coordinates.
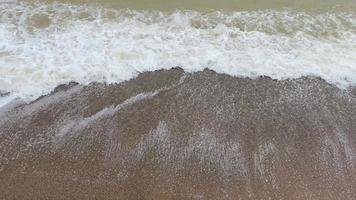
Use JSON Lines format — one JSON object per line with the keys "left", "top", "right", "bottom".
{"left": 2, "top": 67, "right": 356, "bottom": 109}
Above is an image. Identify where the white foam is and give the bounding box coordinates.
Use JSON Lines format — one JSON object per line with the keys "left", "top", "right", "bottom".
{"left": 0, "top": 1, "right": 356, "bottom": 101}
{"left": 53, "top": 91, "right": 158, "bottom": 148}
{"left": 0, "top": 95, "right": 16, "bottom": 108}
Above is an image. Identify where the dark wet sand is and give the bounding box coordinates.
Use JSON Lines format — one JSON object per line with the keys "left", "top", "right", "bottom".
{"left": 0, "top": 68, "right": 356, "bottom": 199}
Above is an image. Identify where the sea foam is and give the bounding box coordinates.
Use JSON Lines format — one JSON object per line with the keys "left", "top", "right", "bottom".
{"left": 0, "top": 1, "right": 355, "bottom": 101}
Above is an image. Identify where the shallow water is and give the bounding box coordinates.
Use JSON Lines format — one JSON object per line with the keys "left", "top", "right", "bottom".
{"left": 1, "top": 1, "right": 356, "bottom": 198}
{"left": 39, "top": 0, "right": 356, "bottom": 11}
{"left": 0, "top": 0, "right": 355, "bottom": 101}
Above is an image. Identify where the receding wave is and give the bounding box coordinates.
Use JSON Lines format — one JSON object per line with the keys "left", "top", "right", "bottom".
{"left": 1, "top": 69, "right": 356, "bottom": 199}
{"left": 0, "top": 1, "right": 355, "bottom": 100}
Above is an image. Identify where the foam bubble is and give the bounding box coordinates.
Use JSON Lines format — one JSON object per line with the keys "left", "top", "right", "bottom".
{"left": 0, "top": 95, "right": 16, "bottom": 108}
{"left": 0, "top": 1, "right": 355, "bottom": 101}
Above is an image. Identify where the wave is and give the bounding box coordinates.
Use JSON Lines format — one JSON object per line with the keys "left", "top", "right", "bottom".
{"left": 0, "top": 1, "right": 355, "bottom": 100}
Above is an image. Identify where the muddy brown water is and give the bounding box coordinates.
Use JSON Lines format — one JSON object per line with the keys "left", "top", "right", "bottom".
{"left": 38, "top": 0, "right": 356, "bottom": 11}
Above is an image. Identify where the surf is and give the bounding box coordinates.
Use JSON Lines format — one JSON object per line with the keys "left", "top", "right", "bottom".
{"left": 0, "top": 0, "right": 355, "bottom": 102}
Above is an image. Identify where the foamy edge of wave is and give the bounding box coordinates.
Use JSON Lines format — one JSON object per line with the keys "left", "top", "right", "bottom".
{"left": 0, "top": 1, "right": 355, "bottom": 101}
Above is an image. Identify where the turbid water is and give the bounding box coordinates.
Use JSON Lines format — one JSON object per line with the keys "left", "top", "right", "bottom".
{"left": 0, "top": 0, "right": 355, "bottom": 101}
{"left": 1, "top": 0, "right": 356, "bottom": 199}
{"left": 38, "top": 0, "right": 356, "bottom": 11}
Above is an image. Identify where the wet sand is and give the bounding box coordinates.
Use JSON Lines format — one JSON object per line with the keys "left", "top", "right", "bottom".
{"left": 0, "top": 68, "right": 356, "bottom": 199}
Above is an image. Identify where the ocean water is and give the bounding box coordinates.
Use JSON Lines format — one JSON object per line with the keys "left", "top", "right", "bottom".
{"left": 0, "top": 0, "right": 355, "bottom": 102}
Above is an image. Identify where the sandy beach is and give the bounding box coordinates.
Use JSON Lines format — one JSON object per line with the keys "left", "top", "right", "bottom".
{"left": 1, "top": 69, "right": 356, "bottom": 199}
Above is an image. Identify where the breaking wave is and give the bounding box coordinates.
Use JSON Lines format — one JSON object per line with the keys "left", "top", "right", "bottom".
{"left": 0, "top": 1, "right": 355, "bottom": 100}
